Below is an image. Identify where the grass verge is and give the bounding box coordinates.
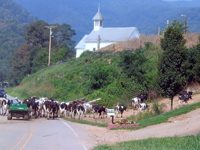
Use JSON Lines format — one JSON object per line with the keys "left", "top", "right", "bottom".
{"left": 63, "top": 117, "right": 107, "bottom": 127}
{"left": 94, "top": 134, "right": 200, "bottom": 150}
{"left": 112, "top": 101, "right": 200, "bottom": 130}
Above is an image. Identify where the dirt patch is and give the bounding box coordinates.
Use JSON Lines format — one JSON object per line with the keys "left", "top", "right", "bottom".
{"left": 74, "top": 93, "right": 200, "bottom": 146}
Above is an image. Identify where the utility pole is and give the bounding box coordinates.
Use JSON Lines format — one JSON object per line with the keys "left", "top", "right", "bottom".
{"left": 45, "top": 25, "right": 57, "bottom": 67}
{"left": 181, "top": 14, "right": 187, "bottom": 34}
{"left": 97, "top": 35, "right": 101, "bottom": 50}
{"left": 167, "top": 20, "right": 169, "bottom": 28}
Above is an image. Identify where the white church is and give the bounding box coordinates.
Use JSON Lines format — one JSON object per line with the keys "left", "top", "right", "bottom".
{"left": 75, "top": 6, "right": 140, "bottom": 58}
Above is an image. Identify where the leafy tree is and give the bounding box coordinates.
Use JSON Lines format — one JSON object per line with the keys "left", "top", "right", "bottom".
{"left": 157, "top": 26, "right": 187, "bottom": 111}
{"left": 24, "top": 20, "right": 49, "bottom": 48}
{"left": 119, "top": 49, "right": 148, "bottom": 88}
{"left": 171, "top": 19, "right": 188, "bottom": 34}
{"left": 161, "top": 19, "right": 189, "bottom": 35}
{"left": 84, "top": 61, "right": 118, "bottom": 93}
{"left": 11, "top": 44, "right": 31, "bottom": 85}
{"left": 194, "top": 44, "right": 200, "bottom": 82}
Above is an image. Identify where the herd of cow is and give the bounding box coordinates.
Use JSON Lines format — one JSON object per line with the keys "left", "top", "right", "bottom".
{"left": 0, "top": 90, "right": 193, "bottom": 120}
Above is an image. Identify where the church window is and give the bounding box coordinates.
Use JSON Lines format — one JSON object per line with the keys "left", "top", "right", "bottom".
{"left": 95, "top": 21, "right": 99, "bottom": 26}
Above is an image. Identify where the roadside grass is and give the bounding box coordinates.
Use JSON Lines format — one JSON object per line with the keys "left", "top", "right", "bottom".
{"left": 63, "top": 117, "right": 107, "bottom": 127}
{"left": 112, "top": 101, "right": 200, "bottom": 130}
{"left": 93, "top": 134, "right": 200, "bottom": 150}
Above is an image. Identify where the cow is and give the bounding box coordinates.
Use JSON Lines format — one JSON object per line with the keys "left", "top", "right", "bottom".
{"left": 137, "top": 94, "right": 148, "bottom": 102}
{"left": 1, "top": 98, "right": 12, "bottom": 115}
{"left": 92, "top": 105, "right": 106, "bottom": 119}
{"left": 115, "top": 105, "right": 126, "bottom": 118}
{"left": 23, "top": 97, "right": 39, "bottom": 118}
{"left": 131, "top": 97, "right": 141, "bottom": 110}
{"left": 44, "top": 100, "right": 57, "bottom": 120}
{"left": 179, "top": 91, "right": 193, "bottom": 99}
{"left": 68, "top": 101, "right": 78, "bottom": 119}
{"left": 83, "top": 103, "right": 93, "bottom": 117}
{"left": 35, "top": 98, "right": 47, "bottom": 117}
{"left": 76, "top": 104, "right": 85, "bottom": 120}
{"left": 60, "top": 102, "right": 67, "bottom": 118}
{"left": 178, "top": 95, "right": 190, "bottom": 106}
{"left": 138, "top": 103, "right": 148, "bottom": 111}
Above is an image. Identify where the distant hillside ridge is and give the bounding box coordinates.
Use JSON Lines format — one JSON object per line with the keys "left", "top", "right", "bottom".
{"left": 0, "top": 0, "right": 36, "bottom": 83}
{"left": 12, "top": 0, "right": 200, "bottom": 43}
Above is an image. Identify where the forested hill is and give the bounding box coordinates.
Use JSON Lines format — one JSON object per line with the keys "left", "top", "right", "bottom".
{"left": 0, "top": 0, "right": 36, "bottom": 82}
{"left": 12, "top": 0, "right": 200, "bottom": 42}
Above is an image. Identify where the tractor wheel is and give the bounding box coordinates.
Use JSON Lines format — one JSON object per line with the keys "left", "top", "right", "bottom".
{"left": 7, "top": 113, "right": 12, "bottom": 120}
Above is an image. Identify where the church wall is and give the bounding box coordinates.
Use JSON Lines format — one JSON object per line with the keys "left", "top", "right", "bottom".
{"left": 85, "top": 42, "right": 115, "bottom": 51}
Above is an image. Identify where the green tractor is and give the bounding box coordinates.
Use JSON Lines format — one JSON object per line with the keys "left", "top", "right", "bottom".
{"left": 7, "top": 103, "right": 29, "bottom": 120}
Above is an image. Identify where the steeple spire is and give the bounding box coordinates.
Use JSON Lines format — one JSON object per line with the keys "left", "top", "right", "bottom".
{"left": 93, "top": 4, "right": 104, "bottom": 30}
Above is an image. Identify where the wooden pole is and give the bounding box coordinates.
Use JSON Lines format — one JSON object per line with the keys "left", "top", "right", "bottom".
{"left": 45, "top": 25, "right": 57, "bottom": 67}
{"left": 48, "top": 28, "right": 52, "bottom": 67}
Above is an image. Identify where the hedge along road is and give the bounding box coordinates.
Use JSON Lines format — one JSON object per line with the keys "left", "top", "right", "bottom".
{"left": 0, "top": 116, "right": 97, "bottom": 150}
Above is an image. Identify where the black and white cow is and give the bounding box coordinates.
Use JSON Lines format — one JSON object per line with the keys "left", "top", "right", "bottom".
{"left": 179, "top": 91, "right": 193, "bottom": 99}
{"left": 178, "top": 95, "right": 190, "bottom": 106}
{"left": 131, "top": 97, "right": 141, "bottom": 110}
{"left": 115, "top": 105, "right": 126, "bottom": 118}
{"left": 44, "top": 100, "right": 57, "bottom": 120}
{"left": 35, "top": 97, "right": 47, "bottom": 117}
{"left": 59, "top": 102, "right": 67, "bottom": 118}
{"left": 138, "top": 103, "right": 148, "bottom": 111}
{"left": 131, "top": 93, "right": 148, "bottom": 110}
{"left": 23, "top": 97, "right": 39, "bottom": 118}
{"left": 68, "top": 101, "right": 78, "bottom": 119}
{"left": 137, "top": 94, "right": 148, "bottom": 102}
{"left": 76, "top": 104, "right": 85, "bottom": 120}
{"left": 92, "top": 105, "right": 107, "bottom": 119}
{"left": 1, "top": 98, "right": 12, "bottom": 115}
{"left": 83, "top": 103, "right": 93, "bottom": 117}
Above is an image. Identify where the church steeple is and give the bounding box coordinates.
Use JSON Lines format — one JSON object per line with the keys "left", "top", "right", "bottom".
{"left": 93, "top": 4, "right": 104, "bottom": 30}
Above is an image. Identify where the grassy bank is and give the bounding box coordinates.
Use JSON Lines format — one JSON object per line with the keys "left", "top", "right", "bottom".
{"left": 94, "top": 134, "right": 200, "bottom": 150}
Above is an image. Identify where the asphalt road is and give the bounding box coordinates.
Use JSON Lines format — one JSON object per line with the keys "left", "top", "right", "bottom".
{"left": 0, "top": 95, "right": 97, "bottom": 149}
{"left": 0, "top": 115, "right": 97, "bottom": 150}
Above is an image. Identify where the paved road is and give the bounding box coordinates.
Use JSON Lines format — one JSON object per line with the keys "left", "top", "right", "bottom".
{"left": 0, "top": 116, "right": 97, "bottom": 150}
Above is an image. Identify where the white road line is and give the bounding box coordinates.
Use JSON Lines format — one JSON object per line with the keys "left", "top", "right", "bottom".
{"left": 83, "top": 145, "right": 88, "bottom": 150}
{"left": 60, "top": 119, "right": 79, "bottom": 138}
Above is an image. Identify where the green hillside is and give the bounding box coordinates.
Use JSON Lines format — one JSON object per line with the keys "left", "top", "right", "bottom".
{"left": 7, "top": 45, "right": 163, "bottom": 105}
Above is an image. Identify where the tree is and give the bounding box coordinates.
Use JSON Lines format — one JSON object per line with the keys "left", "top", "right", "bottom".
{"left": 24, "top": 20, "right": 49, "bottom": 48}
{"left": 194, "top": 44, "right": 200, "bottom": 82}
{"left": 157, "top": 26, "right": 187, "bottom": 111}
{"left": 119, "top": 49, "right": 148, "bottom": 88}
{"left": 171, "top": 19, "right": 188, "bottom": 34}
{"left": 161, "top": 19, "right": 189, "bottom": 35}
{"left": 11, "top": 44, "right": 31, "bottom": 85}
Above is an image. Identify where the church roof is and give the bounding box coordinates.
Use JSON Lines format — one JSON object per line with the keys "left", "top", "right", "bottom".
{"left": 92, "top": 6, "right": 104, "bottom": 21}
{"left": 85, "top": 27, "right": 139, "bottom": 42}
{"left": 75, "top": 35, "right": 88, "bottom": 49}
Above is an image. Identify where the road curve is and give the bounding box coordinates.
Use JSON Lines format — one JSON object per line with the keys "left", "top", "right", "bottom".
{"left": 0, "top": 116, "right": 97, "bottom": 150}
